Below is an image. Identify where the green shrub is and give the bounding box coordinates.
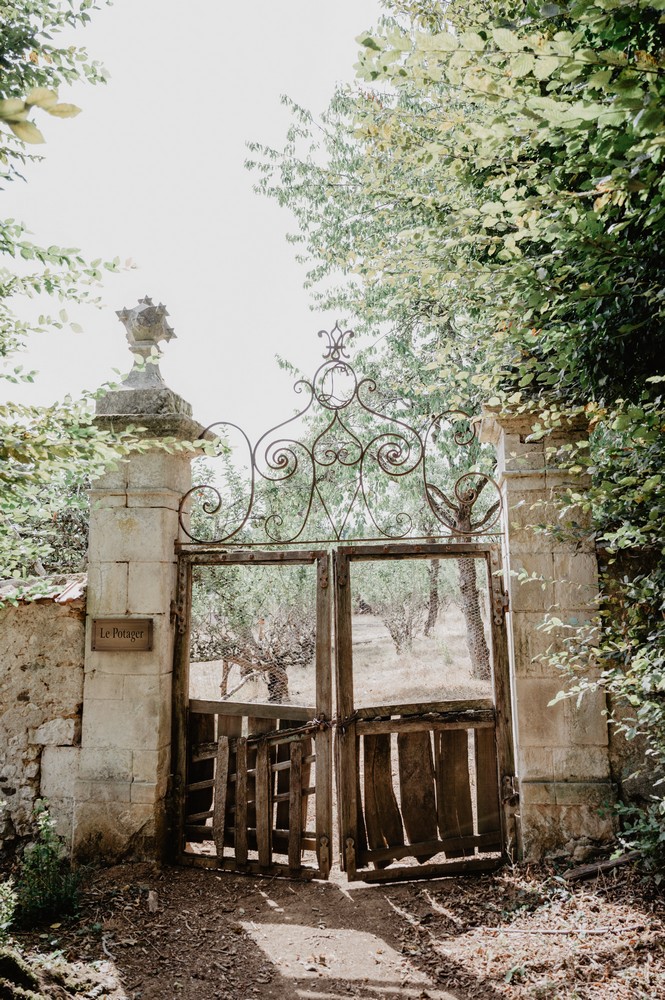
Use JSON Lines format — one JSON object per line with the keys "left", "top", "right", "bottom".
{"left": 0, "top": 879, "right": 16, "bottom": 939}
{"left": 15, "top": 804, "right": 82, "bottom": 927}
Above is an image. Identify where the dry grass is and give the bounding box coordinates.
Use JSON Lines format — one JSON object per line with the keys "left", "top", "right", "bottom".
{"left": 190, "top": 606, "right": 492, "bottom": 708}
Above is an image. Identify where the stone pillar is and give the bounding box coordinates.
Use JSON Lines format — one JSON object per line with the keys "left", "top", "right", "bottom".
{"left": 73, "top": 299, "right": 202, "bottom": 860}
{"left": 480, "top": 409, "right": 615, "bottom": 859}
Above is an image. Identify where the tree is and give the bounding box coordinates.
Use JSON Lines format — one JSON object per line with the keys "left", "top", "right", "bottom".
{"left": 0, "top": 1, "right": 146, "bottom": 581}
{"left": 248, "top": 0, "right": 665, "bottom": 868}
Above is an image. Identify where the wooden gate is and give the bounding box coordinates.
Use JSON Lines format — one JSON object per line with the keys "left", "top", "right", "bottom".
{"left": 172, "top": 325, "right": 517, "bottom": 880}
{"left": 172, "top": 541, "right": 516, "bottom": 882}
{"left": 172, "top": 549, "right": 333, "bottom": 879}
{"left": 333, "top": 542, "right": 516, "bottom": 883}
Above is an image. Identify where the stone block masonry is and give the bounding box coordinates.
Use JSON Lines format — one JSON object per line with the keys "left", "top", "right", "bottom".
{"left": 480, "top": 409, "right": 615, "bottom": 859}
{"left": 0, "top": 588, "right": 85, "bottom": 850}
{"left": 74, "top": 299, "right": 205, "bottom": 861}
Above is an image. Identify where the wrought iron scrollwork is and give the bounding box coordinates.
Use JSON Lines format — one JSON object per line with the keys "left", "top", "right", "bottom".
{"left": 178, "top": 328, "right": 503, "bottom": 546}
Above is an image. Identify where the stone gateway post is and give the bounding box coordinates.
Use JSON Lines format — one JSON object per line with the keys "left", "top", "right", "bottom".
{"left": 480, "top": 409, "right": 614, "bottom": 859}
{"left": 73, "top": 299, "right": 203, "bottom": 860}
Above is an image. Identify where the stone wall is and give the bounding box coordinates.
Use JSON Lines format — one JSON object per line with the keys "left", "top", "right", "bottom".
{"left": 0, "top": 582, "right": 85, "bottom": 853}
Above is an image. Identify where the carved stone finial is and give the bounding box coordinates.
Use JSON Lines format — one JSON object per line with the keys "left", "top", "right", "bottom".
{"left": 116, "top": 296, "right": 176, "bottom": 388}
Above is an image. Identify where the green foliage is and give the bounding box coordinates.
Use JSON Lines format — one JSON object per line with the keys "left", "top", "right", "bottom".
{"left": 249, "top": 0, "right": 665, "bottom": 407}
{"left": 616, "top": 798, "right": 665, "bottom": 882}
{"left": 249, "top": 0, "right": 665, "bottom": 869}
{"left": 14, "top": 803, "right": 82, "bottom": 926}
{"left": 0, "top": 879, "right": 17, "bottom": 939}
{"left": 0, "top": 1, "right": 155, "bottom": 580}
{"left": 549, "top": 392, "right": 665, "bottom": 830}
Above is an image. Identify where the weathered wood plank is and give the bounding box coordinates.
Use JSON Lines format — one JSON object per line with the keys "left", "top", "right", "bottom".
{"left": 247, "top": 718, "right": 275, "bottom": 834}
{"left": 350, "top": 856, "right": 503, "bottom": 884}
{"left": 212, "top": 736, "right": 230, "bottom": 858}
{"left": 218, "top": 714, "right": 242, "bottom": 848}
{"left": 275, "top": 722, "right": 293, "bottom": 832}
{"left": 255, "top": 742, "right": 272, "bottom": 868}
{"left": 235, "top": 738, "right": 248, "bottom": 866}
{"left": 190, "top": 699, "right": 314, "bottom": 721}
{"left": 288, "top": 741, "right": 303, "bottom": 872}
{"left": 364, "top": 830, "right": 503, "bottom": 865}
{"left": 357, "top": 715, "right": 495, "bottom": 735}
{"left": 397, "top": 731, "right": 438, "bottom": 863}
{"left": 272, "top": 754, "right": 316, "bottom": 773}
{"left": 185, "top": 809, "right": 213, "bottom": 823}
{"left": 436, "top": 729, "right": 474, "bottom": 858}
{"left": 315, "top": 552, "right": 333, "bottom": 878}
{"left": 487, "top": 546, "right": 518, "bottom": 857}
{"left": 178, "top": 852, "right": 321, "bottom": 880}
{"left": 356, "top": 699, "right": 494, "bottom": 720}
{"left": 475, "top": 728, "right": 502, "bottom": 850}
{"left": 363, "top": 734, "right": 404, "bottom": 870}
{"left": 273, "top": 786, "right": 315, "bottom": 803}
{"left": 186, "top": 778, "right": 215, "bottom": 792}
{"left": 185, "top": 712, "right": 215, "bottom": 842}
{"left": 334, "top": 550, "right": 358, "bottom": 878}
{"left": 172, "top": 560, "right": 192, "bottom": 859}
{"left": 337, "top": 541, "right": 496, "bottom": 561}
{"left": 176, "top": 547, "right": 325, "bottom": 566}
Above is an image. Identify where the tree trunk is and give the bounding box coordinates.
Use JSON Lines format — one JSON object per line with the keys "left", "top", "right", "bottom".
{"left": 455, "top": 502, "right": 491, "bottom": 682}
{"left": 458, "top": 556, "right": 491, "bottom": 680}
{"left": 424, "top": 558, "right": 440, "bottom": 636}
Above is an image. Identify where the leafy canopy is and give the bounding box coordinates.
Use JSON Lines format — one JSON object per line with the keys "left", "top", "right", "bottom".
{"left": 0, "top": 1, "right": 150, "bottom": 579}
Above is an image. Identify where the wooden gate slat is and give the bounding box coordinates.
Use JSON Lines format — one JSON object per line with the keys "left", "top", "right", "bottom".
{"left": 397, "top": 731, "right": 438, "bottom": 862}
{"left": 474, "top": 728, "right": 502, "bottom": 849}
{"left": 185, "top": 712, "right": 215, "bottom": 841}
{"left": 363, "top": 734, "right": 404, "bottom": 869}
{"left": 315, "top": 553, "right": 332, "bottom": 877}
{"left": 219, "top": 715, "right": 242, "bottom": 848}
{"left": 212, "top": 736, "right": 230, "bottom": 858}
{"left": 235, "top": 737, "right": 248, "bottom": 866}
{"left": 288, "top": 741, "right": 303, "bottom": 871}
{"left": 436, "top": 729, "right": 474, "bottom": 858}
{"left": 275, "top": 722, "right": 292, "bottom": 831}
{"left": 247, "top": 717, "right": 274, "bottom": 834}
{"left": 255, "top": 742, "right": 272, "bottom": 868}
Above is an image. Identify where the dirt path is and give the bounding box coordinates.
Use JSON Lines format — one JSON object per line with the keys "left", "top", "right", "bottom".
{"left": 9, "top": 860, "right": 665, "bottom": 999}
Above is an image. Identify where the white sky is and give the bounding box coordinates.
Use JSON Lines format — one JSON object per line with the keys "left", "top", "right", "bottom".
{"left": 3, "top": 0, "right": 383, "bottom": 439}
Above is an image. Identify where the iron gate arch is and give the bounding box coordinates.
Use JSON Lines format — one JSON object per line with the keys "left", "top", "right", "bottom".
{"left": 172, "top": 327, "right": 517, "bottom": 882}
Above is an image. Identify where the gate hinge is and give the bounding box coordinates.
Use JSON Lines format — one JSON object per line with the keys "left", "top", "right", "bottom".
{"left": 171, "top": 599, "right": 186, "bottom": 634}
{"left": 502, "top": 775, "right": 519, "bottom": 806}
{"left": 491, "top": 585, "right": 509, "bottom": 625}
{"left": 318, "top": 560, "right": 329, "bottom": 590}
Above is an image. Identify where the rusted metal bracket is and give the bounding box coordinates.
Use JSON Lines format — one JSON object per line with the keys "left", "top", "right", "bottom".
{"left": 318, "top": 557, "right": 329, "bottom": 590}
{"left": 502, "top": 775, "right": 520, "bottom": 806}
{"left": 335, "top": 553, "right": 349, "bottom": 588}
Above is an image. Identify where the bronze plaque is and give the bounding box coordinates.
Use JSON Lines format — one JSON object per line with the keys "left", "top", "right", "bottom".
{"left": 92, "top": 618, "right": 153, "bottom": 651}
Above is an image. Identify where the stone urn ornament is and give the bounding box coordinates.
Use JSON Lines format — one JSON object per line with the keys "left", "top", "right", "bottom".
{"left": 116, "top": 296, "right": 176, "bottom": 388}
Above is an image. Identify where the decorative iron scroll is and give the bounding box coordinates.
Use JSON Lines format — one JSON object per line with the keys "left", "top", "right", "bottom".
{"left": 178, "top": 324, "right": 502, "bottom": 546}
